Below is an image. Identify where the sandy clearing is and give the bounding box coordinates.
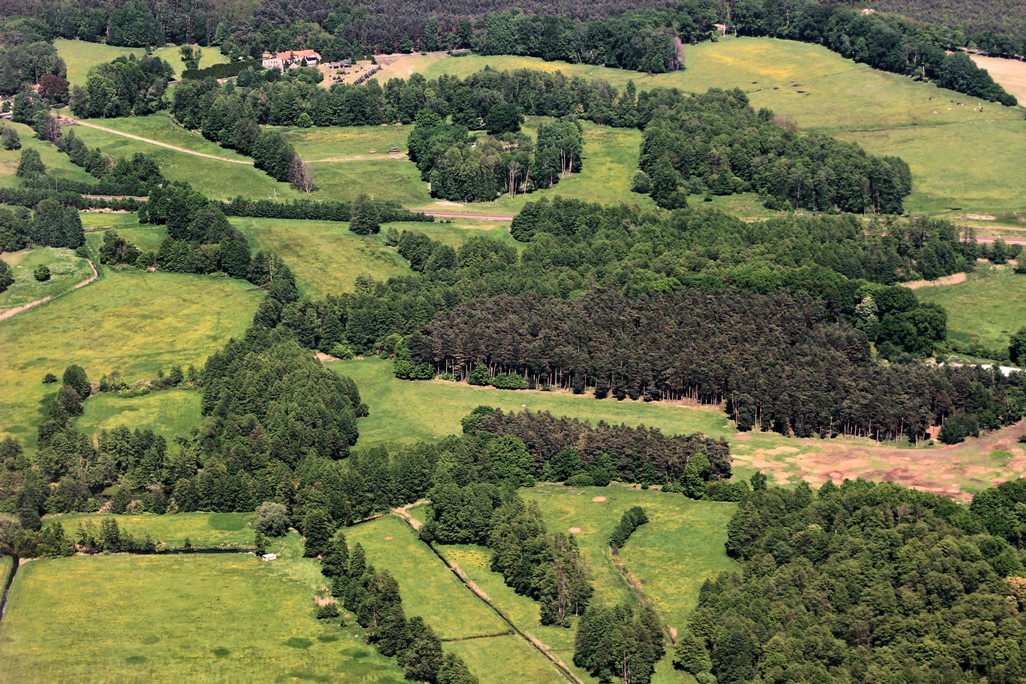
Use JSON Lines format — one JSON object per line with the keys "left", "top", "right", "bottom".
{"left": 970, "top": 54, "right": 1026, "bottom": 104}
{"left": 904, "top": 272, "right": 968, "bottom": 289}
{"left": 568, "top": 527, "right": 582, "bottom": 534}
{"left": 591, "top": 496, "right": 607, "bottom": 503}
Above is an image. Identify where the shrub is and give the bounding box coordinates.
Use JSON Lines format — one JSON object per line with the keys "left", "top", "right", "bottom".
{"left": 42, "top": 372, "right": 58, "bottom": 384}
{"left": 316, "top": 602, "right": 340, "bottom": 619}
{"left": 33, "top": 264, "right": 51, "bottom": 281}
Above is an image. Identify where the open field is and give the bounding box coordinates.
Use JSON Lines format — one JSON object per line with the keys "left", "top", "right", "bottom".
{"left": 329, "top": 358, "right": 732, "bottom": 447}
{"left": 412, "top": 38, "right": 1026, "bottom": 221}
{"left": 0, "top": 552, "right": 407, "bottom": 682}
{"left": 232, "top": 217, "right": 410, "bottom": 298}
{"left": 333, "top": 358, "right": 1026, "bottom": 499}
{"left": 347, "top": 515, "right": 567, "bottom": 684}
{"left": 0, "top": 267, "right": 261, "bottom": 449}
{"left": 66, "top": 120, "right": 302, "bottom": 201}
{"left": 0, "top": 247, "right": 94, "bottom": 314}
{"left": 0, "top": 121, "right": 96, "bottom": 189}
{"left": 917, "top": 264, "right": 1026, "bottom": 352}
{"left": 971, "top": 54, "right": 1026, "bottom": 104}
{"left": 388, "top": 219, "right": 516, "bottom": 247}
{"left": 42, "top": 511, "right": 254, "bottom": 549}
{"left": 83, "top": 212, "right": 168, "bottom": 253}
{"left": 74, "top": 388, "right": 203, "bottom": 448}
{"left": 282, "top": 125, "right": 412, "bottom": 161}
{"left": 55, "top": 40, "right": 229, "bottom": 85}
{"left": 81, "top": 114, "right": 254, "bottom": 160}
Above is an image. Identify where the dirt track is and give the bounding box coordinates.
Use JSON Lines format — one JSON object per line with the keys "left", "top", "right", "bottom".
{"left": 425, "top": 210, "right": 515, "bottom": 221}
{"left": 62, "top": 117, "right": 254, "bottom": 165}
{"left": 0, "top": 258, "right": 98, "bottom": 323}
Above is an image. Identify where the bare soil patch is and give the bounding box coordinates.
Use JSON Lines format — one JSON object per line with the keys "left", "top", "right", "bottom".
{"left": 568, "top": 527, "right": 582, "bottom": 534}
{"left": 384, "top": 536, "right": 393, "bottom": 541}
{"left": 904, "top": 272, "right": 968, "bottom": 289}
{"left": 591, "top": 496, "right": 607, "bottom": 503}
{"left": 970, "top": 54, "right": 1026, "bottom": 104}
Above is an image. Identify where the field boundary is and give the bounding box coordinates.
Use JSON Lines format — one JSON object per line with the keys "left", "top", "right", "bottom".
{"left": 393, "top": 506, "right": 584, "bottom": 684}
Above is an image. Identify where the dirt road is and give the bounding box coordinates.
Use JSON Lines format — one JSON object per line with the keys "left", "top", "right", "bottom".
{"left": 0, "top": 258, "right": 98, "bottom": 323}
{"left": 61, "top": 117, "right": 254, "bottom": 165}
{"left": 425, "top": 210, "right": 515, "bottom": 221}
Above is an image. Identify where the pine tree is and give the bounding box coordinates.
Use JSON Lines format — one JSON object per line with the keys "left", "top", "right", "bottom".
{"left": 302, "top": 509, "right": 331, "bottom": 557}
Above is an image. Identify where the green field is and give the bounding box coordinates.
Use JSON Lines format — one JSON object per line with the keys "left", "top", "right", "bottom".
{"left": 0, "top": 121, "right": 96, "bottom": 189}
{"left": 43, "top": 511, "right": 254, "bottom": 549}
{"left": 0, "top": 266, "right": 262, "bottom": 449}
{"left": 0, "top": 552, "right": 407, "bottom": 682}
{"left": 282, "top": 125, "right": 413, "bottom": 160}
{"left": 74, "top": 388, "right": 203, "bottom": 448}
{"left": 389, "top": 219, "right": 515, "bottom": 247}
{"left": 56, "top": 40, "right": 229, "bottom": 85}
{"left": 917, "top": 265, "right": 1026, "bottom": 352}
{"left": 347, "top": 515, "right": 566, "bottom": 684}
{"left": 414, "top": 38, "right": 1026, "bottom": 221}
{"left": 66, "top": 120, "right": 302, "bottom": 201}
{"left": 83, "top": 212, "right": 168, "bottom": 253}
{"left": 0, "top": 247, "right": 94, "bottom": 314}
{"left": 329, "top": 358, "right": 732, "bottom": 448}
{"left": 232, "top": 217, "right": 411, "bottom": 298}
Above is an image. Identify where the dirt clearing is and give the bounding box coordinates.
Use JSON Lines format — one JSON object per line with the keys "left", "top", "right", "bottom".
{"left": 568, "top": 527, "right": 582, "bottom": 534}
{"left": 970, "top": 54, "right": 1026, "bottom": 104}
{"left": 591, "top": 496, "right": 607, "bottom": 503}
{"left": 904, "top": 272, "right": 968, "bottom": 289}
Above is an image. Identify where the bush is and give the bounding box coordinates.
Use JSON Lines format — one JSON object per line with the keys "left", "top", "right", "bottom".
{"left": 316, "top": 602, "right": 340, "bottom": 619}
{"left": 491, "top": 372, "right": 529, "bottom": 390}
{"left": 33, "top": 264, "right": 51, "bottom": 281}
{"left": 42, "top": 372, "right": 58, "bottom": 384}
{"left": 467, "top": 366, "right": 490, "bottom": 386}
{"left": 564, "top": 473, "right": 594, "bottom": 487}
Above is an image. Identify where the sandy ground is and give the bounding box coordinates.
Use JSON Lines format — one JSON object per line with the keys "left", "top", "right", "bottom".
{"left": 971, "top": 54, "right": 1026, "bottom": 104}
{"left": 904, "top": 272, "right": 968, "bottom": 289}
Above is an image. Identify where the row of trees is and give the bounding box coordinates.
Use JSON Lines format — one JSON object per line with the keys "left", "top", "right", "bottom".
{"left": 56, "top": 130, "right": 165, "bottom": 196}
{"left": 680, "top": 479, "right": 1026, "bottom": 682}
{"left": 317, "top": 533, "right": 479, "bottom": 683}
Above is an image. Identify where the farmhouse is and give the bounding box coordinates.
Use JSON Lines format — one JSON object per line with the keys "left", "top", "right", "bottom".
{"left": 261, "top": 50, "right": 321, "bottom": 71}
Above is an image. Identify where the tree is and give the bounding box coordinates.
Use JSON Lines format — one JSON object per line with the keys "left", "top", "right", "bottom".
{"left": 487, "top": 435, "right": 535, "bottom": 487}
{"left": 349, "top": 195, "right": 380, "bottom": 235}
{"left": 0, "top": 259, "right": 12, "bottom": 293}
{"left": 302, "top": 509, "right": 332, "bottom": 557}
{"left": 1, "top": 125, "right": 20, "bottom": 150}
{"left": 673, "top": 628, "right": 712, "bottom": 675}
{"left": 1010, "top": 327, "right": 1026, "bottom": 366}
{"left": 484, "top": 103, "right": 524, "bottom": 135}
{"left": 62, "top": 364, "right": 90, "bottom": 399}
{"left": 288, "top": 154, "right": 314, "bottom": 193}
{"left": 398, "top": 616, "right": 444, "bottom": 681}
{"left": 33, "top": 265, "right": 50, "bottom": 281}
{"left": 38, "top": 74, "right": 70, "bottom": 105}
{"left": 255, "top": 501, "right": 290, "bottom": 537}
{"left": 16, "top": 148, "right": 45, "bottom": 179}
{"left": 33, "top": 113, "right": 62, "bottom": 144}
{"left": 438, "top": 654, "right": 479, "bottom": 684}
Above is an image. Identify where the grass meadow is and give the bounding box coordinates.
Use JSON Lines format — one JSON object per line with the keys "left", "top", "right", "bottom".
{"left": 917, "top": 264, "right": 1026, "bottom": 352}
{"left": 0, "top": 265, "right": 261, "bottom": 449}
{"left": 0, "top": 247, "right": 93, "bottom": 314}
{"left": 83, "top": 212, "right": 168, "bottom": 253}
{"left": 73, "top": 388, "right": 203, "bottom": 448}
{"left": 0, "top": 552, "right": 407, "bottom": 683}
{"left": 55, "top": 40, "right": 228, "bottom": 85}
{"left": 346, "top": 515, "right": 567, "bottom": 684}
{"left": 0, "top": 121, "right": 96, "bottom": 189}
{"left": 42, "top": 511, "right": 255, "bottom": 549}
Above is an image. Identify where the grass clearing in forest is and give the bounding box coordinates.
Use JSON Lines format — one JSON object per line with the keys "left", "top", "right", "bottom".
{"left": 83, "top": 213, "right": 168, "bottom": 253}
{"left": 73, "top": 388, "right": 203, "bottom": 448}
{"left": 0, "top": 266, "right": 261, "bottom": 449}
{"left": 916, "top": 264, "right": 1026, "bottom": 352}
{"left": 42, "top": 511, "right": 254, "bottom": 549}
{"left": 0, "top": 121, "right": 96, "bottom": 189}
{"left": 56, "top": 40, "right": 228, "bottom": 85}
{"left": 231, "top": 217, "right": 411, "bottom": 298}
{"left": 0, "top": 552, "right": 407, "bottom": 683}
{"left": 0, "top": 247, "right": 94, "bottom": 314}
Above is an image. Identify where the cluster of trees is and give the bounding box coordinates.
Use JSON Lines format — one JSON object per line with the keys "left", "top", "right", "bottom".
{"left": 219, "top": 196, "right": 432, "bottom": 224}
{"left": 407, "top": 111, "right": 582, "bottom": 202}
{"left": 55, "top": 130, "right": 164, "bottom": 196}
{"left": 575, "top": 603, "right": 665, "bottom": 684}
{"left": 424, "top": 488, "right": 593, "bottom": 626}
{"left": 317, "top": 533, "right": 479, "bottom": 684}
{"left": 69, "top": 55, "right": 173, "bottom": 118}
{"left": 609, "top": 506, "right": 648, "bottom": 550}
{"left": 170, "top": 79, "right": 312, "bottom": 189}
{"left": 731, "top": 0, "right": 1017, "bottom": 105}
{"left": 638, "top": 88, "right": 912, "bottom": 212}
{"left": 0, "top": 18, "right": 67, "bottom": 96}
{"left": 465, "top": 407, "right": 731, "bottom": 487}
{"left": 0, "top": 194, "right": 83, "bottom": 251}
{"left": 680, "top": 479, "right": 1026, "bottom": 682}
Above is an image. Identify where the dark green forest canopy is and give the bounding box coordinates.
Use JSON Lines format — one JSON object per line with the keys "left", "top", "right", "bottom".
{"left": 685, "top": 480, "right": 1026, "bottom": 682}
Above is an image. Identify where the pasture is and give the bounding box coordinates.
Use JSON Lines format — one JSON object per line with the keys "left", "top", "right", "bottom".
{"left": 0, "top": 266, "right": 262, "bottom": 449}
{"left": 0, "top": 553, "right": 407, "bottom": 683}
{"left": 74, "top": 388, "right": 203, "bottom": 448}
{"left": 0, "top": 247, "right": 94, "bottom": 315}
{"left": 231, "top": 217, "right": 411, "bottom": 298}
{"left": 42, "top": 511, "right": 254, "bottom": 549}
{"left": 83, "top": 212, "right": 168, "bottom": 253}
{"left": 346, "top": 515, "right": 567, "bottom": 684}
{"left": 55, "top": 40, "right": 229, "bottom": 85}
{"left": 412, "top": 38, "right": 1026, "bottom": 222}
{"left": 65, "top": 119, "right": 302, "bottom": 201}
{"left": 916, "top": 264, "right": 1026, "bottom": 353}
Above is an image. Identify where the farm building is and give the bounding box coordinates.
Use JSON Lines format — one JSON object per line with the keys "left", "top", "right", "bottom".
{"left": 261, "top": 50, "right": 321, "bottom": 71}
{"left": 260, "top": 553, "right": 278, "bottom": 562}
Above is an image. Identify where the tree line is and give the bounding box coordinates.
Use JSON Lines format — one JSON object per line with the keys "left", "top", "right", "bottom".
{"left": 678, "top": 479, "right": 1026, "bottom": 682}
